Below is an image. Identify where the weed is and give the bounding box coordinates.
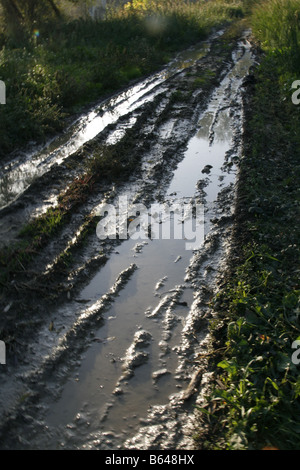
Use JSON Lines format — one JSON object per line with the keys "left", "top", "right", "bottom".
{"left": 192, "top": 69, "right": 217, "bottom": 89}
{"left": 251, "top": 0, "right": 300, "bottom": 72}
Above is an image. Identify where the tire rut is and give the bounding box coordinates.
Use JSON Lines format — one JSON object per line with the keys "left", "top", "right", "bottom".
{"left": 0, "top": 29, "right": 258, "bottom": 450}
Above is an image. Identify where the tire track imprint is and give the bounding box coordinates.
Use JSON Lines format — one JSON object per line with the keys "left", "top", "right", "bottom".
{"left": 0, "top": 29, "right": 257, "bottom": 450}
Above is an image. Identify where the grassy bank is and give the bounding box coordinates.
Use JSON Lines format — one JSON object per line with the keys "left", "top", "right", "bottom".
{"left": 197, "top": 0, "right": 300, "bottom": 450}
{"left": 1, "top": 0, "right": 299, "bottom": 450}
{"left": 0, "top": 0, "right": 244, "bottom": 159}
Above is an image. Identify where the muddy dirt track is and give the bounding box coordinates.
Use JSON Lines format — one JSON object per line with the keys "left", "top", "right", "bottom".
{"left": 0, "top": 29, "right": 258, "bottom": 450}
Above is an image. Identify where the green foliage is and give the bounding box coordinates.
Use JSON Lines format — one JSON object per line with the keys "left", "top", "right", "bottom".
{"left": 192, "top": 69, "right": 217, "bottom": 89}
{"left": 251, "top": 0, "right": 300, "bottom": 72}
{"left": 19, "top": 206, "right": 64, "bottom": 239}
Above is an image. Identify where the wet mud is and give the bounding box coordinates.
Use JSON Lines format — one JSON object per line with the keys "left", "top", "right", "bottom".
{"left": 0, "top": 29, "right": 257, "bottom": 449}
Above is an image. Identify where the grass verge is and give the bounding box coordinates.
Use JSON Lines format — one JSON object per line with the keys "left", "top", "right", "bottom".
{"left": 195, "top": 0, "right": 300, "bottom": 451}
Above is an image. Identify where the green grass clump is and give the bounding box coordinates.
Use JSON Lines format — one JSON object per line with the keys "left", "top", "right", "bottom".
{"left": 192, "top": 69, "right": 217, "bottom": 89}
{"left": 251, "top": 0, "right": 300, "bottom": 72}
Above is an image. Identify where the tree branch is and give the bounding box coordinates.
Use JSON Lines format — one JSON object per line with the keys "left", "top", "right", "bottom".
{"left": 47, "top": 0, "right": 61, "bottom": 17}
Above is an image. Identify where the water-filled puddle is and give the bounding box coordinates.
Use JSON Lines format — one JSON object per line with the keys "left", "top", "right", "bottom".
{"left": 45, "top": 238, "right": 194, "bottom": 436}
{"left": 0, "top": 36, "right": 216, "bottom": 209}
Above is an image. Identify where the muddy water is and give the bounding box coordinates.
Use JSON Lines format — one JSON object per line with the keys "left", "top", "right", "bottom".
{"left": 0, "top": 34, "right": 255, "bottom": 450}
{"left": 0, "top": 36, "right": 216, "bottom": 209}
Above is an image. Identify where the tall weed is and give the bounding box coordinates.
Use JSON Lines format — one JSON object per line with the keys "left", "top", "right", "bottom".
{"left": 251, "top": 0, "right": 300, "bottom": 72}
